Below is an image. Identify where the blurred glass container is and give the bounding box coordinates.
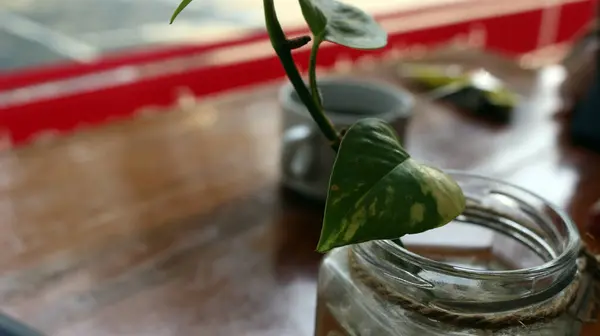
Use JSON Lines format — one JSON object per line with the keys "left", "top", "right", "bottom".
{"left": 280, "top": 77, "right": 413, "bottom": 200}
{"left": 315, "top": 172, "right": 591, "bottom": 336}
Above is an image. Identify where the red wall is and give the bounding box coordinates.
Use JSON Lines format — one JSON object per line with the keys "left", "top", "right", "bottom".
{"left": 0, "top": 0, "right": 595, "bottom": 147}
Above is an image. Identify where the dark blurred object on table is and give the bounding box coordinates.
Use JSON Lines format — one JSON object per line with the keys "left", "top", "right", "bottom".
{"left": 560, "top": 17, "right": 600, "bottom": 242}
{"left": 399, "top": 63, "right": 518, "bottom": 124}
{"left": 558, "top": 18, "right": 599, "bottom": 153}
{"left": 559, "top": 20, "right": 598, "bottom": 111}
{"left": 570, "top": 75, "right": 600, "bottom": 152}
{"left": 587, "top": 200, "right": 600, "bottom": 240}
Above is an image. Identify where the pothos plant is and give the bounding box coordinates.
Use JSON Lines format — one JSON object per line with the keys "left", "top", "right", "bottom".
{"left": 170, "top": 0, "right": 466, "bottom": 252}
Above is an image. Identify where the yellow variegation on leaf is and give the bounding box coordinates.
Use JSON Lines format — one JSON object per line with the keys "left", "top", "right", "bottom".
{"left": 317, "top": 118, "right": 465, "bottom": 252}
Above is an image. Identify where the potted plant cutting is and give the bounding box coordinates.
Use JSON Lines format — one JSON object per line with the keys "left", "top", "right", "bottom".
{"left": 170, "top": 0, "right": 465, "bottom": 251}
{"left": 170, "top": 2, "right": 597, "bottom": 335}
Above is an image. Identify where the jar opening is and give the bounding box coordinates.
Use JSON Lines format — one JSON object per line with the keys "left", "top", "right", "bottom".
{"left": 351, "top": 172, "right": 581, "bottom": 312}
{"left": 356, "top": 172, "right": 580, "bottom": 278}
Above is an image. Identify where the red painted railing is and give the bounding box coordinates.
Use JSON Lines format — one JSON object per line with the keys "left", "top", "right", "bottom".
{"left": 0, "top": 0, "right": 596, "bottom": 147}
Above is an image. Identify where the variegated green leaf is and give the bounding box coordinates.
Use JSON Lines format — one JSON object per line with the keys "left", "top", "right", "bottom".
{"left": 298, "top": 0, "right": 387, "bottom": 49}
{"left": 317, "top": 118, "right": 465, "bottom": 252}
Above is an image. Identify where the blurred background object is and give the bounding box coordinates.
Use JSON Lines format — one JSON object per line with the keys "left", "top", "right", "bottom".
{"left": 0, "top": 0, "right": 258, "bottom": 70}
{"left": 0, "top": 313, "right": 44, "bottom": 336}
{"left": 559, "top": 16, "right": 599, "bottom": 153}
{"left": 399, "top": 64, "right": 518, "bottom": 123}
{"left": 1, "top": 0, "right": 596, "bottom": 147}
{"left": 559, "top": 19, "right": 597, "bottom": 115}
{"left": 0, "top": 0, "right": 426, "bottom": 71}
{"left": 280, "top": 77, "right": 413, "bottom": 201}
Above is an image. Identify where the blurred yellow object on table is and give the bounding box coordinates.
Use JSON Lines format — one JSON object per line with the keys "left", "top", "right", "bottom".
{"left": 400, "top": 63, "right": 519, "bottom": 123}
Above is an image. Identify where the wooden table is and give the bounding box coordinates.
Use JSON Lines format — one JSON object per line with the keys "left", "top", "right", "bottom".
{"left": 1, "top": 51, "right": 600, "bottom": 335}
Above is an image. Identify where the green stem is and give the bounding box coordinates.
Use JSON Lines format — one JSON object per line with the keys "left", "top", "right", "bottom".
{"left": 309, "top": 34, "right": 324, "bottom": 108}
{"left": 263, "top": 0, "right": 340, "bottom": 151}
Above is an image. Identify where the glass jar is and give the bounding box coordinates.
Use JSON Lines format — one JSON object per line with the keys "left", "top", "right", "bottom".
{"left": 314, "top": 172, "right": 591, "bottom": 336}
{"left": 279, "top": 77, "right": 413, "bottom": 201}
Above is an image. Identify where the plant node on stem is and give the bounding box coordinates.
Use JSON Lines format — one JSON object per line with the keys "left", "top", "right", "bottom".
{"left": 286, "top": 35, "right": 312, "bottom": 49}
{"left": 263, "top": 0, "right": 341, "bottom": 151}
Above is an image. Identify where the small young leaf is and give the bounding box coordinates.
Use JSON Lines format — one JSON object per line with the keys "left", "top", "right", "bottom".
{"left": 170, "top": 0, "right": 193, "bottom": 24}
{"left": 317, "top": 118, "right": 465, "bottom": 252}
{"left": 298, "top": 0, "right": 387, "bottom": 49}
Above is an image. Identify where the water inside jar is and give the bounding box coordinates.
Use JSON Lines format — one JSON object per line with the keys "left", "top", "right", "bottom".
{"left": 315, "top": 214, "right": 562, "bottom": 336}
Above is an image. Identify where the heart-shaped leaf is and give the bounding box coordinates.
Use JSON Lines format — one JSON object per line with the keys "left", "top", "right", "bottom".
{"left": 317, "top": 118, "right": 465, "bottom": 252}
{"left": 298, "top": 0, "right": 387, "bottom": 49}
{"left": 170, "top": 0, "right": 193, "bottom": 24}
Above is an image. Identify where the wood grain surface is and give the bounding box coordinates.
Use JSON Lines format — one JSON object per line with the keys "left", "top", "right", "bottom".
{"left": 1, "top": 51, "right": 600, "bottom": 335}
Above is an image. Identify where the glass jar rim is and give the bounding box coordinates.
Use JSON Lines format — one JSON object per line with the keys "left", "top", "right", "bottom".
{"left": 361, "top": 170, "right": 581, "bottom": 280}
